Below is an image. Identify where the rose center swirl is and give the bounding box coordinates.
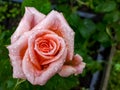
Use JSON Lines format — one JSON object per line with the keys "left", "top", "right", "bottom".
{"left": 34, "top": 34, "right": 60, "bottom": 56}
{"left": 36, "top": 39, "right": 53, "bottom": 53}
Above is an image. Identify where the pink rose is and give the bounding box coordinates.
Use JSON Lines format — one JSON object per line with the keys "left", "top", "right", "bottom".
{"left": 7, "top": 7, "right": 85, "bottom": 85}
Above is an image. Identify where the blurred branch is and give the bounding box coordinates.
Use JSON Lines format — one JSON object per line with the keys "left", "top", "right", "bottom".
{"left": 14, "top": 79, "right": 26, "bottom": 90}
{"left": 76, "top": 0, "right": 94, "bottom": 9}
{"left": 76, "top": 0, "right": 88, "bottom": 6}
{"left": 100, "top": 44, "right": 116, "bottom": 90}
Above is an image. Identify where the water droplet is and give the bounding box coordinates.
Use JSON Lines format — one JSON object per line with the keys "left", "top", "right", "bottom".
{"left": 54, "top": 66, "right": 58, "bottom": 72}
{"left": 17, "top": 71, "right": 20, "bottom": 74}
{"left": 27, "top": 74, "right": 31, "bottom": 77}
{"left": 12, "top": 61, "right": 16, "bottom": 65}
{"left": 13, "top": 46, "right": 17, "bottom": 49}
{"left": 13, "top": 35, "right": 17, "bottom": 39}
{"left": 11, "top": 49, "right": 16, "bottom": 53}
{"left": 71, "top": 32, "right": 74, "bottom": 36}
{"left": 17, "top": 42, "right": 20, "bottom": 46}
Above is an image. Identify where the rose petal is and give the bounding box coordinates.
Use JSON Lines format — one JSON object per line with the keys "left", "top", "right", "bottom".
{"left": 58, "top": 65, "right": 76, "bottom": 77}
{"left": 22, "top": 49, "right": 67, "bottom": 85}
{"left": 7, "top": 32, "right": 29, "bottom": 78}
{"left": 11, "top": 7, "right": 45, "bottom": 43}
{"left": 71, "top": 54, "right": 83, "bottom": 65}
{"left": 72, "top": 54, "right": 86, "bottom": 75}
{"left": 58, "top": 54, "right": 86, "bottom": 77}
{"left": 7, "top": 32, "right": 29, "bottom": 59}
{"left": 9, "top": 54, "right": 25, "bottom": 78}
{"left": 74, "top": 62, "right": 86, "bottom": 75}
{"left": 32, "top": 10, "right": 74, "bottom": 61}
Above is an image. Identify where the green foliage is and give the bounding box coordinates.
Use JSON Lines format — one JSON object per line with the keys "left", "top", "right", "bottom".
{"left": 12, "top": 75, "right": 78, "bottom": 90}
{"left": 108, "top": 50, "right": 120, "bottom": 90}
{"left": 95, "top": 1, "right": 116, "bottom": 12}
{"left": 22, "top": 0, "right": 51, "bottom": 14}
{"left": 0, "top": 1, "right": 21, "bottom": 90}
{"left": 78, "top": 19, "right": 96, "bottom": 39}
{"left": 103, "top": 11, "right": 120, "bottom": 24}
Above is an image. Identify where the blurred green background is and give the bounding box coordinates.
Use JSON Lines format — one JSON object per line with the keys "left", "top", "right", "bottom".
{"left": 0, "top": 0, "right": 120, "bottom": 90}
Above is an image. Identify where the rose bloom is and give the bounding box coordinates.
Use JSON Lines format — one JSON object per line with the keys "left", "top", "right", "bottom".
{"left": 7, "top": 7, "right": 85, "bottom": 85}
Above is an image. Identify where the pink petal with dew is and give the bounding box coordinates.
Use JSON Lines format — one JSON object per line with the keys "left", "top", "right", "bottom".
{"left": 59, "top": 54, "right": 86, "bottom": 77}
{"left": 32, "top": 10, "right": 74, "bottom": 61}
{"left": 58, "top": 65, "right": 76, "bottom": 77}
{"left": 22, "top": 49, "right": 67, "bottom": 85}
{"left": 7, "top": 32, "right": 30, "bottom": 78}
{"left": 72, "top": 54, "right": 86, "bottom": 75}
{"left": 71, "top": 54, "right": 83, "bottom": 65}
{"left": 9, "top": 54, "right": 26, "bottom": 78}
{"left": 11, "top": 7, "right": 45, "bottom": 43}
{"left": 74, "top": 62, "right": 86, "bottom": 75}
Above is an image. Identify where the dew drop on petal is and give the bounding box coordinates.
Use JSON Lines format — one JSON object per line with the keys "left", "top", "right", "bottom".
{"left": 54, "top": 66, "right": 58, "bottom": 72}
{"left": 71, "top": 32, "right": 74, "bottom": 36}
{"left": 14, "top": 46, "right": 17, "bottom": 49}
{"left": 17, "top": 42, "right": 20, "bottom": 46}
{"left": 12, "top": 61, "right": 15, "bottom": 65}
{"left": 17, "top": 71, "right": 20, "bottom": 75}
{"left": 14, "top": 35, "right": 17, "bottom": 38}
{"left": 27, "top": 74, "right": 31, "bottom": 77}
{"left": 11, "top": 49, "right": 16, "bottom": 53}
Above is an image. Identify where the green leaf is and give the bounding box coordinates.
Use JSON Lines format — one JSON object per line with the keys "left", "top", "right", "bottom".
{"left": 79, "top": 19, "right": 96, "bottom": 39}
{"left": 67, "top": 13, "right": 81, "bottom": 30}
{"left": 15, "top": 75, "right": 79, "bottom": 90}
{"left": 6, "top": 78, "right": 17, "bottom": 89}
{"left": 103, "top": 11, "right": 120, "bottom": 23}
{"left": 114, "top": 63, "right": 120, "bottom": 72}
{"left": 99, "top": 31, "right": 110, "bottom": 42}
{"left": 56, "top": 4, "right": 71, "bottom": 16}
{"left": 95, "top": 1, "right": 116, "bottom": 12}
{"left": 112, "top": 23, "right": 120, "bottom": 42}
{"left": 93, "top": 23, "right": 112, "bottom": 47}
{"left": 114, "top": 24, "right": 120, "bottom": 42}
{"left": 117, "top": 0, "right": 120, "bottom": 2}
{"left": 87, "top": 60, "right": 102, "bottom": 73}
{"left": 116, "top": 30, "right": 120, "bottom": 42}
{"left": 108, "top": 50, "right": 120, "bottom": 90}
{"left": 22, "top": 0, "right": 51, "bottom": 14}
